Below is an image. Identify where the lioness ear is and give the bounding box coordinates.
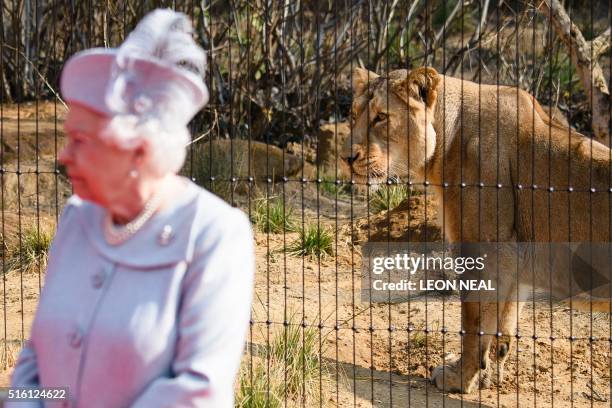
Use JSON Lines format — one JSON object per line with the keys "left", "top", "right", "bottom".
{"left": 352, "top": 67, "right": 379, "bottom": 98}
{"left": 391, "top": 67, "right": 440, "bottom": 109}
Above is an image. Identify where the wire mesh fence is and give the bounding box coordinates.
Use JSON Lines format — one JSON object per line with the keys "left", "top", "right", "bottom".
{"left": 1, "top": 0, "right": 611, "bottom": 406}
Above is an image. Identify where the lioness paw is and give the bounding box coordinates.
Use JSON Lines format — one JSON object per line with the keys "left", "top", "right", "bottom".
{"left": 430, "top": 363, "right": 478, "bottom": 394}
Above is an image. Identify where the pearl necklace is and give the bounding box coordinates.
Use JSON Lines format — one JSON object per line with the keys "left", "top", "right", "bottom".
{"left": 103, "top": 189, "right": 163, "bottom": 246}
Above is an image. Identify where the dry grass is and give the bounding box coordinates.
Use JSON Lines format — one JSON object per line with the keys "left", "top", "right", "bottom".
{"left": 0, "top": 341, "right": 21, "bottom": 370}
{"left": 1, "top": 217, "right": 55, "bottom": 275}
{"left": 251, "top": 196, "right": 297, "bottom": 234}
{"left": 236, "top": 316, "right": 333, "bottom": 407}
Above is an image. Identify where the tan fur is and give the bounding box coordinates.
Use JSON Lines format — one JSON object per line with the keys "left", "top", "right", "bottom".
{"left": 344, "top": 67, "right": 612, "bottom": 393}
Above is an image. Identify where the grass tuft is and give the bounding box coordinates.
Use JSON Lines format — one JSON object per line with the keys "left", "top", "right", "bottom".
{"left": 1, "top": 340, "right": 21, "bottom": 370}
{"left": 319, "top": 177, "right": 351, "bottom": 197}
{"left": 251, "top": 196, "right": 296, "bottom": 234}
{"left": 7, "top": 224, "right": 53, "bottom": 274}
{"left": 286, "top": 224, "right": 333, "bottom": 258}
{"left": 235, "top": 317, "right": 331, "bottom": 407}
{"left": 235, "top": 360, "right": 283, "bottom": 408}
{"left": 369, "top": 185, "right": 413, "bottom": 213}
{"left": 268, "top": 319, "right": 322, "bottom": 398}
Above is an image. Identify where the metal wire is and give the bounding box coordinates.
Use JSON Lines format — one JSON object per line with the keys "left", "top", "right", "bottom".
{"left": 1, "top": 1, "right": 611, "bottom": 406}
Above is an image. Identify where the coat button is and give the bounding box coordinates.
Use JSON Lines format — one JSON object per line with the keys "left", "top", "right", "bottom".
{"left": 91, "top": 268, "right": 106, "bottom": 289}
{"left": 67, "top": 326, "right": 84, "bottom": 348}
{"left": 157, "top": 225, "right": 174, "bottom": 246}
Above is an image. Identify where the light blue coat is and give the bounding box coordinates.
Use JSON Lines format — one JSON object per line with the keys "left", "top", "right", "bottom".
{"left": 7, "top": 179, "right": 255, "bottom": 407}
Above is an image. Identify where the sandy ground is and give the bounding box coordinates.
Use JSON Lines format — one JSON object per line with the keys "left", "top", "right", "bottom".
{"left": 246, "top": 192, "right": 611, "bottom": 407}
{"left": 1, "top": 200, "right": 609, "bottom": 407}
{"left": 0, "top": 101, "right": 609, "bottom": 407}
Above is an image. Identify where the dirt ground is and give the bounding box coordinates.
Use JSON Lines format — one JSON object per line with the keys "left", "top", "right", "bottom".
{"left": 0, "top": 102, "right": 609, "bottom": 407}
{"left": 246, "top": 189, "right": 611, "bottom": 407}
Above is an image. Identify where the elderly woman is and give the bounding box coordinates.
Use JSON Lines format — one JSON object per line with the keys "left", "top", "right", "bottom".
{"left": 7, "top": 9, "right": 254, "bottom": 408}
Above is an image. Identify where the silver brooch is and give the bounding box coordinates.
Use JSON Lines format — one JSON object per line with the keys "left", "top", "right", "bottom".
{"left": 158, "top": 224, "right": 174, "bottom": 246}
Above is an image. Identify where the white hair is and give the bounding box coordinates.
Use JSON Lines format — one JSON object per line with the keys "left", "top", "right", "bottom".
{"left": 99, "top": 115, "right": 189, "bottom": 176}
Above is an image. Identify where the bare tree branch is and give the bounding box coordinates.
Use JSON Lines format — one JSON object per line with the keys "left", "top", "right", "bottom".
{"left": 590, "top": 27, "right": 610, "bottom": 60}
{"left": 434, "top": 0, "right": 462, "bottom": 46}
{"left": 539, "top": 0, "right": 610, "bottom": 143}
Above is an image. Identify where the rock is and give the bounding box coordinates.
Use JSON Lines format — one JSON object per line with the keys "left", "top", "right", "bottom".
{"left": 348, "top": 194, "right": 441, "bottom": 244}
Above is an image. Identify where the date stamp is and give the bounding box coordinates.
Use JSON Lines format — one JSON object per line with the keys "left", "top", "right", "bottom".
{"left": 0, "top": 387, "right": 69, "bottom": 401}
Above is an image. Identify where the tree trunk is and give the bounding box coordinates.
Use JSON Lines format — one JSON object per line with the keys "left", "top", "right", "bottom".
{"left": 540, "top": 0, "right": 610, "bottom": 144}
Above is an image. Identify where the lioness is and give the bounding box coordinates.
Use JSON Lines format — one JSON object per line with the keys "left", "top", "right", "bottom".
{"left": 343, "top": 67, "right": 611, "bottom": 393}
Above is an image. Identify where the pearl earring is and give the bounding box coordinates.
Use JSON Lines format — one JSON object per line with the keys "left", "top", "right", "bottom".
{"left": 129, "top": 169, "right": 139, "bottom": 178}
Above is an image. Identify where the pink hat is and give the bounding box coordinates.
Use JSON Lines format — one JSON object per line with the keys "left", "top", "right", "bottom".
{"left": 60, "top": 9, "right": 209, "bottom": 127}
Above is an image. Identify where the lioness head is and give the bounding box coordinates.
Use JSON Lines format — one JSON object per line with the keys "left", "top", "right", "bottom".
{"left": 342, "top": 67, "right": 440, "bottom": 184}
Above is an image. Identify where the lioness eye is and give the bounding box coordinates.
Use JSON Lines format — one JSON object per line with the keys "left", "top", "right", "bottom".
{"left": 373, "top": 112, "right": 388, "bottom": 125}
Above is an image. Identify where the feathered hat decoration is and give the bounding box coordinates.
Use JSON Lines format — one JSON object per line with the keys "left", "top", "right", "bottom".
{"left": 60, "top": 9, "right": 208, "bottom": 144}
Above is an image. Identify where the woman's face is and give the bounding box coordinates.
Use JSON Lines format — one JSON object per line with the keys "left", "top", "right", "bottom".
{"left": 60, "top": 104, "right": 136, "bottom": 206}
